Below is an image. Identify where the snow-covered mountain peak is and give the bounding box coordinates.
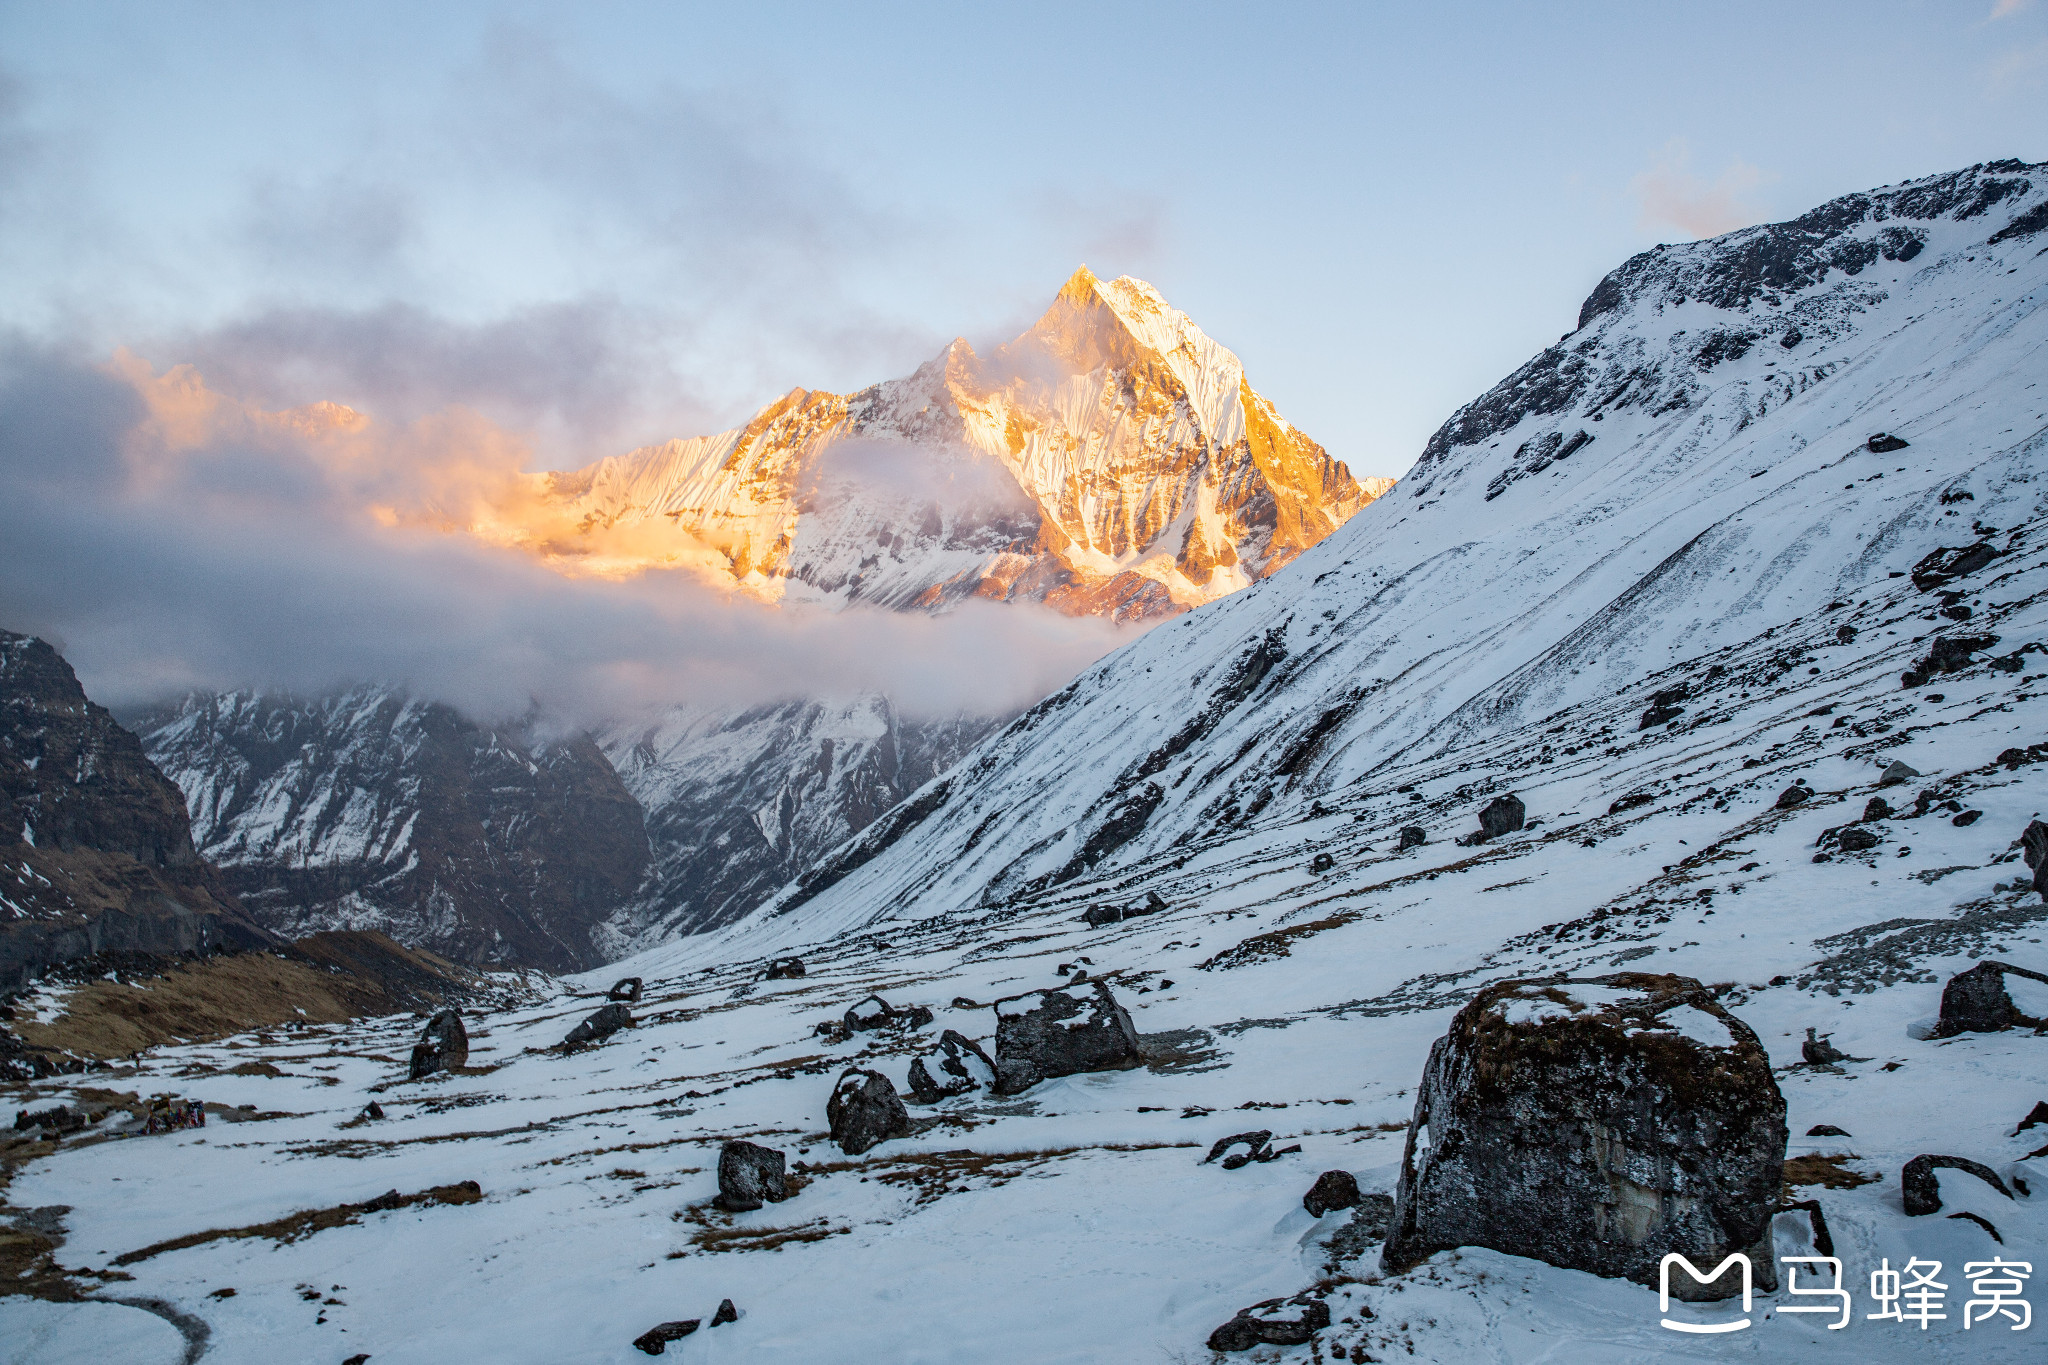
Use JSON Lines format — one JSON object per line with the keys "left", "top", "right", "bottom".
{"left": 480, "top": 270, "right": 1384, "bottom": 621}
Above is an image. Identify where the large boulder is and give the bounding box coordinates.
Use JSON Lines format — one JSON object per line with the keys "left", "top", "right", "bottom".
{"left": 561, "top": 1002, "right": 634, "bottom": 1050}
{"left": 991, "top": 980, "right": 1143, "bottom": 1095}
{"left": 408, "top": 1009, "right": 468, "bottom": 1080}
{"left": 1303, "top": 1170, "right": 1362, "bottom": 1218}
{"left": 608, "top": 977, "right": 643, "bottom": 1003}
{"left": 827, "top": 1068, "right": 910, "bottom": 1155}
{"left": 1934, "top": 960, "right": 2048, "bottom": 1036}
{"left": 716, "top": 1140, "right": 789, "bottom": 1212}
{"left": 843, "top": 995, "right": 933, "bottom": 1034}
{"left": 1381, "top": 973, "right": 1786, "bottom": 1300}
{"left": 906, "top": 1030, "right": 996, "bottom": 1103}
{"left": 1478, "top": 793, "right": 1525, "bottom": 839}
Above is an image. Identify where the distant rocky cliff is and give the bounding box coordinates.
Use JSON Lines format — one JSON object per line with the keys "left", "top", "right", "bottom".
{"left": 134, "top": 688, "right": 648, "bottom": 973}
{"left": 0, "top": 630, "right": 270, "bottom": 991}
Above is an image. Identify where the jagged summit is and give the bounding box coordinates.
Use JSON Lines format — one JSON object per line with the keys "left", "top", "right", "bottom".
{"left": 473, "top": 270, "right": 1387, "bottom": 622}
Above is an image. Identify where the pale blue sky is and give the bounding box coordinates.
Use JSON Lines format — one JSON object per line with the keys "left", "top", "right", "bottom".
{"left": 4, "top": 0, "right": 2045, "bottom": 475}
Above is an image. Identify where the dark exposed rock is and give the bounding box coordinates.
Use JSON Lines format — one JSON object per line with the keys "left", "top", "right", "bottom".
{"left": 1910, "top": 543, "right": 2002, "bottom": 591}
{"left": 1837, "top": 827, "right": 1881, "bottom": 852}
{"left": 842, "top": 995, "right": 932, "bottom": 1033}
{"left": 1082, "top": 904, "right": 1122, "bottom": 927}
{"left": 1953, "top": 809, "right": 1982, "bottom": 827}
{"left": 1310, "top": 852, "right": 1334, "bottom": 874}
{"left": 1806, "top": 1124, "right": 1852, "bottom": 1137}
{"left": 990, "top": 980, "right": 1143, "bottom": 1095}
{"left": 1321, "top": 1193, "right": 1396, "bottom": 1265}
{"left": 763, "top": 957, "right": 805, "bottom": 980}
{"left": 827, "top": 1068, "right": 910, "bottom": 1155}
{"left": 1866, "top": 433, "right": 1910, "bottom": 453}
{"left": 1801, "top": 1028, "right": 1847, "bottom": 1066}
{"left": 1934, "top": 960, "right": 2048, "bottom": 1036}
{"left": 1911, "top": 633, "right": 1999, "bottom": 679}
{"left": 633, "top": 1320, "right": 700, "bottom": 1354}
{"left": 1303, "top": 1169, "right": 1362, "bottom": 1217}
{"left": 1477, "top": 793, "right": 1525, "bottom": 840}
{"left": 1777, "top": 1197, "right": 1835, "bottom": 1258}
{"left": 1774, "top": 784, "right": 1812, "bottom": 810}
{"left": 711, "top": 1298, "right": 737, "bottom": 1327}
{"left": 1639, "top": 705, "right": 1683, "bottom": 730}
{"left": 1878, "top": 760, "right": 1920, "bottom": 788}
{"left": 2023, "top": 820, "right": 2048, "bottom": 898}
{"left": 1381, "top": 973, "right": 1786, "bottom": 1300}
{"left": 2012, "top": 1100, "right": 2048, "bottom": 1135}
{"left": 1901, "top": 1154, "right": 2014, "bottom": 1215}
{"left": 1398, "top": 826, "right": 1426, "bottom": 850}
{"left": 407, "top": 1009, "right": 469, "bottom": 1080}
{"left": 906, "top": 1029, "right": 996, "bottom": 1103}
{"left": 1203, "top": 1131, "right": 1274, "bottom": 1169}
{"left": 608, "top": 977, "right": 643, "bottom": 1003}
{"left": 561, "top": 1002, "right": 634, "bottom": 1050}
{"left": 1863, "top": 797, "right": 1892, "bottom": 821}
{"left": 1609, "top": 792, "right": 1655, "bottom": 815}
{"left": 1207, "top": 1295, "right": 1331, "bottom": 1352}
{"left": 715, "top": 1141, "right": 789, "bottom": 1212}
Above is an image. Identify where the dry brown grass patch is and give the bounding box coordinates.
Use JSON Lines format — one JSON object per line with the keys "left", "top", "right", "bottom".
{"left": 1783, "top": 1152, "right": 1880, "bottom": 1194}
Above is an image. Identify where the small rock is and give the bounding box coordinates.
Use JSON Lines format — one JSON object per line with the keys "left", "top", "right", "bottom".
{"left": 1806, "top": 1124, "right": 1852, "bottom": 1137}
{"left": 1774, "top": 784, "right": 1812, "bottom": 810}
{"left": 608, "top": 977, "right": 643, "bottom": 1003}
{"left": 950, "top": 996, "right": 979, "bottom": 1010}
{"left": 1901, "top": 1154, "right": 2014, "bottom": 1215}
{"left": 1609, "top": 792, "right": 1655, "bottom": 815}
{"left": 1910, "top": 542, "right": 1999, "bottom": 591}
{"left": 2011, "top": 1101, "right": 2048, "bottom": 1135}
{"left": 1878, "top": 760, "right": 1921, "bottom": 787}
{"left": 1310, "top": 851, "right": 1334, "bottom": 874}
{"left": 1203, "top": 1130, "right": 1273, "bottom": 1169}
{"left": 1082, "top": 904, "right": 1122, "bottom": 927}
{"left": 1303, "top": 1169, "right": 1362, "bottom": 1217}
{"left": 1866, "top": 433, "right": 1910, "bottom": 453}
{"left": 711, "top": 1298, "right": 738, "bottom": 1327}
{"left": 827, "top": 1069, "right": 911, "bottom": 1156}
{"left": 1801, "top": 1028, "right": 1847, "bottom": 1066}
{"left": 990, "top": 980, "right": 1144, "bottom": 1095}
{"left": 1863, "top": 797, "right": 1892, "bottom": 820}
{"left": 362, "top": 1102, "right": 385, "bottom": 1122}
{"left": 1477, "top": 793, "right": 1526, "bottom": 840}
{"left": 907, "top": 1030, "right": 996, "bottom": 1103}
{"left": 1398, "top": 826, "right": 1426, "bottom": 850}
{"left": 633, "top": 1320, "right": 700, "bottom": 1355}
{"left": 343, "top": 1355, "right": 370, "bottom": 1365}
{"left": 408, "top": 1010, "right": 468, "bottom": 1080}
{"left": 843, "top": 995, "right": 895, "bottom": 1032}
{"left": 1953, "top": 809, "right": 1983, "bottom": 827}
{"left": 716, "top": 1141, "right": 789, "bottom": 1212}
{"left": 1639, "top": 704, "right": 1684, "bottom": 729}
{"left": 763, "top": 957, "right": 806, "bottom": 980}
{"left": 1837, "top": 827, "right": 1880, "bottom": 852}
{"left": 1207, "top": 1295, "right": 1331, "bottom": 1352}
{"left": 2025, "top": 820, "right": 2048, "bottom": 898}
{"left": 561, "top": 1003, "right": 634, "bottom": 1050}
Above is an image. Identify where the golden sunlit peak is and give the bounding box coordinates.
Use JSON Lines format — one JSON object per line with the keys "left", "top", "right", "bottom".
{"left": 1056, "top": 264, "right": 1101, "bottom": 303}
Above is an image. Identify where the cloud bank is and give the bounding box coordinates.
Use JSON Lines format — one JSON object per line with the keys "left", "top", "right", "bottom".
{"left": 0, "top": 342, "right": 1133, "bottom": 725}
{"left": 1631, "top": 140, "right": 1768, "bottom": 240}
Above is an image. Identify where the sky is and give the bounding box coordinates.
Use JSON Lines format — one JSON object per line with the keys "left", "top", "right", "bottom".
{"left": 2, "top": 0, "right": 2045, "bottom": 716}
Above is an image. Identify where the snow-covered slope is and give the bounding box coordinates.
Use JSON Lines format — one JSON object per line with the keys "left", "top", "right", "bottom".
{"left": 479, "top": 268, "right": 1388, "bottom": 622}
{"left": 9, "top": 160, "right": 2048, "bottom": 1365}
{"left": 719, "top": 158, "right": 2048, "bottom": 944}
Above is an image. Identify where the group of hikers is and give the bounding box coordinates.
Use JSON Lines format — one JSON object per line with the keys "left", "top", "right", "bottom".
{"left": 141, "top": 1097, "right": 206, "bottom": 1135}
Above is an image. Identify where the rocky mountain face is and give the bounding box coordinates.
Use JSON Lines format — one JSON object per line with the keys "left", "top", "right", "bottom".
{"left": 479, "top": 267, "right": 1389, "bottom": 623}
{"left": 593, "top": 697, "right": 996, "bottom": 956}
{"left": 0, "top": 631, "right": 268, "bottom": 991}
{"left": 711, "top": 158, "right": 2048, "bottom": 943}
{"left": 131, "top": 688, "right": 648, "bottom": 972}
